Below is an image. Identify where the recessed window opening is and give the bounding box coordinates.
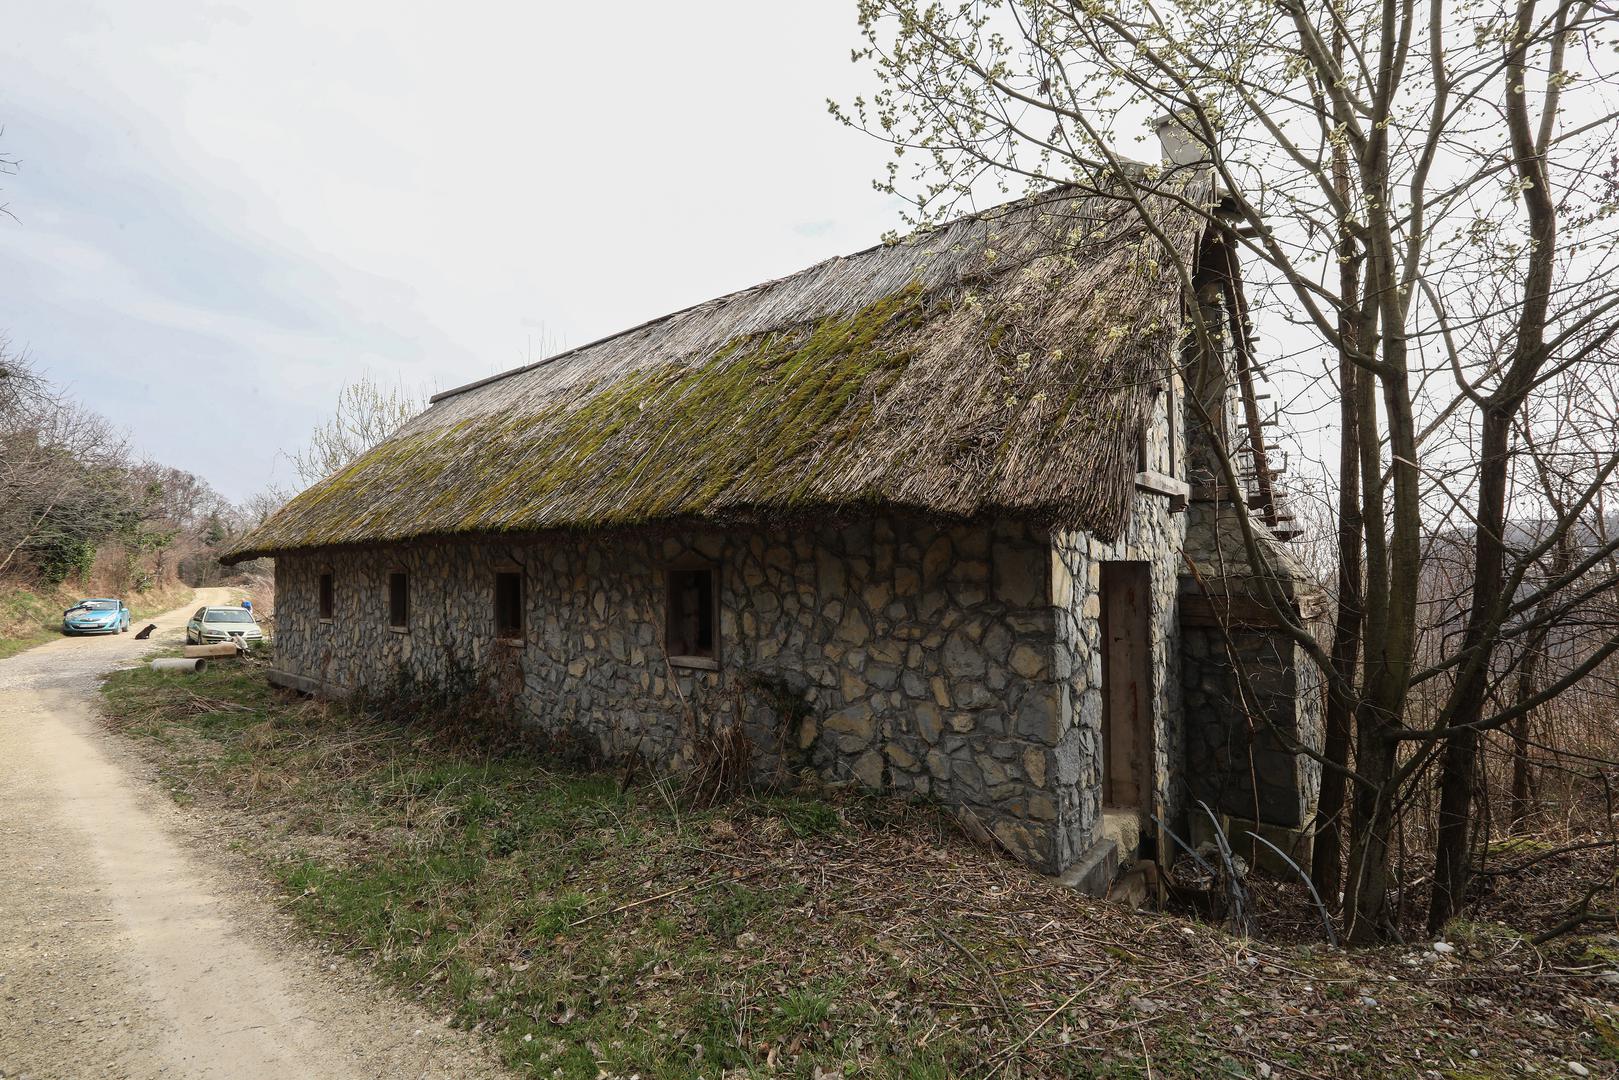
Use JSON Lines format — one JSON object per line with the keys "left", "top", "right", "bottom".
{"left": 666, "top": 567, "right": 716, "bottom": 662}
{"left": 318, "top": 572, "right": 334, "bottom": 620}
{"left": 494, "top": 571, "right": 524, "bottom": 640}
{"left": 388, "top": 571, "right": 409, "bottom": 630}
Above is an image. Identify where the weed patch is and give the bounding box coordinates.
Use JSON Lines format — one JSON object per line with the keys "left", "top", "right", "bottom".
{"left": 97, "top": 661, "right": 1618, "bottom": 1078}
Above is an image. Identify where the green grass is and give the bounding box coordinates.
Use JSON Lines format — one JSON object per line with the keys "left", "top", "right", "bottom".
{"left": 0, "top": 585, "right": 65, "bottom": 659}
{"left": 97, "top": 661, "right": 1609, "bottom": 1078}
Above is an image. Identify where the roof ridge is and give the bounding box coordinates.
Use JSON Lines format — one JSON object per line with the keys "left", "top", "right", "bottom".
{"left": 226, "top": 173, "right": 1210, "bottom": 562}
{"left": 427, "top": 182, "right": 1099, "bottom": 406}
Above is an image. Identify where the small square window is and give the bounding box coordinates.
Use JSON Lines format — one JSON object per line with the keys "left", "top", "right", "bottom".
{"left": 494, "top": 572, "right": 524, "bottom": 641}
{"left": 318, "top": 572, "right": 334, "bottom": 620}
{"left": 666, "top": 567, "right": 716, "bottom": 666}
{"left": 388, "top": 571, "right": 409, "bottom": 630}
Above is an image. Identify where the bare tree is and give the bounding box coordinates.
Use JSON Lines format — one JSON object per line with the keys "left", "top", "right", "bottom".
{"left": 0, "top": 343, "right": 135, "bottom": 580}
{"left": 838, "top": 0, "right": 1619, "bottom": 940}
{"left": 0, "top": 126, "right": 17, "bottom": 224}
{"left": 288, "top": 373, "right": 425, "bottom": 487}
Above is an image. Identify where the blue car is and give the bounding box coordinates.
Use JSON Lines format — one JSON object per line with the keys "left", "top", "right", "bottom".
{"left": 63, "top": 598, "right": 131, "bottom": 635}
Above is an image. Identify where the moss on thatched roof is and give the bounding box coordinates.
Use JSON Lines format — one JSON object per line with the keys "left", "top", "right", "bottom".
{"left": 227, "top": 178, "right": 1209, "bottom": 562}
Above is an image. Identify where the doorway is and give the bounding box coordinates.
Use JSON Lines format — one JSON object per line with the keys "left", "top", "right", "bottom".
{"left": 1100, "top": 561, "right": 1154, "bottom": 814}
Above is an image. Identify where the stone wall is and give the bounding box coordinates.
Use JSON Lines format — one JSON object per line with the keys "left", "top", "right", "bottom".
{"left": 1178, "top": 499, "right": 1327, "bottom": 847}
{"left": 1181, "top": 622, "right": 1323, "bottom": 829}
{"left": 272, "top": 515, "right": 1085, "bottom": 870}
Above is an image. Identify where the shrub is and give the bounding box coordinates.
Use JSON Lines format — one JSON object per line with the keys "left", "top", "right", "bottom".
{"left": 36, "top": 536, "right": 95, "bottom": 585}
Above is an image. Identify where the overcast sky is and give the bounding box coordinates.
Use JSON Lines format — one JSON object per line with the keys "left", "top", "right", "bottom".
{"left": 2, "top": 1, "right": 901, "bottom": 500}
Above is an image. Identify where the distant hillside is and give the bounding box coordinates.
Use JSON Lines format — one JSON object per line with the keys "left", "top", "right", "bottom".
{"left": 1, "top": 346, "right": 259, "bottom": 656}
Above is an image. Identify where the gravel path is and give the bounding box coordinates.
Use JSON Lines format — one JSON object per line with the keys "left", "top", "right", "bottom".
{"left": 0, "top": 590, "right": 511, "bottom": 1080}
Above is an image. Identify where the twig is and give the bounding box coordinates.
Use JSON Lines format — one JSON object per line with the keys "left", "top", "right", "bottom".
{"left": 979, "top": 963, "right": 1116, "bottom": 1075}
{"left": 570, "top": 883, "right": 693, "bottom": 927}
{"left": 1198, "top": 801, "right": 1253, "bottom": 936}
{"left": 571, "top": 864, "right": 771, "bottom": 927}
{"left": 932, "top": 921, "right": 1013, "bottom": 1021}
{"left": 1245, "top": 830, "right": 1338, "bottom": 947}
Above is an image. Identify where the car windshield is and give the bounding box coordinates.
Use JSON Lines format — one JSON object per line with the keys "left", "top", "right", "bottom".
{"left": 205, "top": 609, "right": 255, "bottom": 623}
{"left": 78, "top": 600, "right": 118, "bottom": 611}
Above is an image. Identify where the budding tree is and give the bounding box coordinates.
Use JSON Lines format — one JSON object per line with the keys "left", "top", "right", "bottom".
{"left": 837, "top": 0, "right": 1619, "bottom": 941}
{"left": 288, "top": 373, "right": 425, "bottom": 487}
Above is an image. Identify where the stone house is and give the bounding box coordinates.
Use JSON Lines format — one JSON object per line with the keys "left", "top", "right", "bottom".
{"left": 226, "top": 172, "right": 1324, "bottom": 892}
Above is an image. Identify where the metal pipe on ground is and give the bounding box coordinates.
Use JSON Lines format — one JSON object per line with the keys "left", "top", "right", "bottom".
{"left": 150, "top": 658, "right": 207, "bottom": 674}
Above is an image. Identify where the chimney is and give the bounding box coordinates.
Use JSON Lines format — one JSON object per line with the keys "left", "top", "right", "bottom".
{"left": 1151, "top": 111, "right": 1210, "bottom": 167}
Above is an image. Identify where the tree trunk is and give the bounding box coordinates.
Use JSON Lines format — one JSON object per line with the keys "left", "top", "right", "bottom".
{"left": 1429, "top": 409, "right": 1513, "bottom": 933}
{"left": 1428, "top": 0, "right": 1561, "bottom": 931}
{"left": 1311, "top": 143, "right": 1364, "bottom": 903}
{"left": 1345, "top": 700, "right": 1401, "bottom": 943}
{"left": 1507, "top": 524, "right": 1575, "bottom": 831}
{"left": 1313, "top": 397, "right": 1362, "bottom": 903}
{"left": 1341, "top": 296, "right": 1415, "bottom": 943}
{"left": 1508, "top": 644, "right": 1540, "bottom": 831}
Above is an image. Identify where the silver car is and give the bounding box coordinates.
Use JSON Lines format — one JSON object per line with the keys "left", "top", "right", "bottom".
{"left": 185, "top": 605, "right": 265, "bottom": 645}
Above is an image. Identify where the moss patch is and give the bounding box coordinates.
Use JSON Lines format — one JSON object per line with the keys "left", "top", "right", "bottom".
{"left": 271, "top": 284, "right": 930, "bottom": 551}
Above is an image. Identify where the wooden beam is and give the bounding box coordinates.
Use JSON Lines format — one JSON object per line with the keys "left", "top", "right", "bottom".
{"left": 1134, "top": 470, "right": 1190, "bottom": 511}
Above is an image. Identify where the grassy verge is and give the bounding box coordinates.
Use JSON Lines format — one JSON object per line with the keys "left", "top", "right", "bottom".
{"left": 99, "top": 662, "right": 1617, "bottom": 1078}
{"left": 0, "top": 580, "right": 195, "bottom": 660}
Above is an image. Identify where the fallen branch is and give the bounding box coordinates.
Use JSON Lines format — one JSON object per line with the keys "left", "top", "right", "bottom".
{"left": 978, "top": 963, "right": 1117, "bottom": 1076}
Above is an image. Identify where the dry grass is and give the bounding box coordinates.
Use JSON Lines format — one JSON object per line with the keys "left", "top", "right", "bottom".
{"left": 99, "top": 660, "right": 1619, "bottom": 1078}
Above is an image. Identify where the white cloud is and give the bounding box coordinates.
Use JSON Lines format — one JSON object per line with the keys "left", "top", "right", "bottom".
{"left": 1, "top": 0, "right": 901, "bottom": 497}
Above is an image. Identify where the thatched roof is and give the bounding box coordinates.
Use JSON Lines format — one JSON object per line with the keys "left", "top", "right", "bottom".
{"left": 227, "top": 176, "right": 1211, "bottom": 563}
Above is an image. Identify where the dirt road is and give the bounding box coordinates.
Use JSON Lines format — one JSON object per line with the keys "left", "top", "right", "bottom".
{"left": 0, "top": 591, "right": 510, "bottom": 1080}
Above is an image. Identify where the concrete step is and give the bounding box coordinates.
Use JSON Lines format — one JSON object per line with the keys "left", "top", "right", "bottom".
{"left": 1101, "top": 808, "right": 1142, "bottom": 861}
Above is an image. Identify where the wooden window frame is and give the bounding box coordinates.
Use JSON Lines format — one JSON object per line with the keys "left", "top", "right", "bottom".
{"left": 664, "top": 562, "right": 719, "bottom": 671}
{"left": 1167, "top": 373, "right": 1182, "bottom": 481}
{"left": 1134, "top": 381, "right": 1190, "bottom": 511}
{"left": 317, "top": 570, "right": 335, "bottom": 623}
{"left": 493, "top": 570, "right": 525, "bottom": 645}
{"left": 387, "top": 569, "right": 410, "bottom": 633}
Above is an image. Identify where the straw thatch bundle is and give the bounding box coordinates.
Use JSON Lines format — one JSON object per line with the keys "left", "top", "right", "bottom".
{"left": 228, "top": 177, "right": 1209, "bottom": 562}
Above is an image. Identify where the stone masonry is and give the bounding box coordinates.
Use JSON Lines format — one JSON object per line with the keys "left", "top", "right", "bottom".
{"left": 273, "top": 517, "right": 1066, "bottom": 866}
{"left": 272, "top": 474, "right": 1187, "bottom": 878}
